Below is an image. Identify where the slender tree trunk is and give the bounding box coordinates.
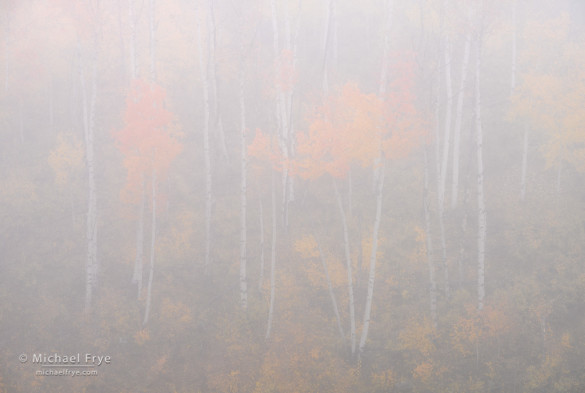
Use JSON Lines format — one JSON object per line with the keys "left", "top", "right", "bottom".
{"left": 439, "top": 37, "right": 453, "bottom": 208}
{"left": 128, "top": 0, "right": 146, "bottom": 300}
{"left": 457, "top": 177, "right": 471, "bottom": 286}
{"left": 510, "top": 0, "right": 517, "bottom": 97}
{"left": 48, "top": 79, "right": 54, "bottom": 134}
{"left": 132, "top": 176, "right": 145, "bottom": 299}
{"left": 359, "top": 157, "right": 386, "bottom": 356}
{"left": 556, "top": 161, "right": 562, "bottom": 196}
{"left": 317, "top": 240, "right": 344, "bottom": 340}
{"left": 128, "top": 0, "right": 137, "bottom": 80}
{"left": 520, "top": 125, "right": 528, "bottom": 201}
{"left": 80, "top": 37, "right": 99, "bottom": 314}
{"left": 198, "top": 18, "right": 212, "bottom": 267}
{"left": 358, "top": 0, "right": 393, "bottom": 355}
{"left": 265, "top": 170, "right": 277, "bottom": 340}
{"left": 347, "top": 168, "right": 352, "bottom": 216}
{"left": 143, "top": 168, "right": 157, "bottom": 325}
{"left": 3, "top": 15, "right": 10, "bottom": 94}
{"left": 149, "top": 0, "right": 156, "bottom": 82}
{"left": 334, "top": 180, "right": 356, "bottom": 355}
{"left": 206, "top": 0, "right": 228, "bottom": 162}
{"left": 436, "top": 0, "right": 452, "bottom": 298}
{"left": 258, "top": 200, "right": 265, "bottom": 292}
{"left": 373, "top": 0, "right": 393, "bottom": 192}
{"left": 239, "top": 61, "right": 248, "bottom": 310}
{"left": 475, "top": 33, "right": 486, "bottom": 311}
{"left": 451, "top": 31, "right": 471, "bottom": 209}
{"left": 321, "top": 0, "right": 334, "bottom": 95}
{"left": 18, "top": 96, "right": 24, "bottom": 145}
{"left": 423, "top": 147, "right": 438, "bottom": 328}
{"left": 270, "top": 0, "right": 292, "bottom": 231}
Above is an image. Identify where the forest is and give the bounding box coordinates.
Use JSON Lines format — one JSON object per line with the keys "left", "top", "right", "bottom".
{"left": 1, "top": 0, "right": 585, "bottom": 392}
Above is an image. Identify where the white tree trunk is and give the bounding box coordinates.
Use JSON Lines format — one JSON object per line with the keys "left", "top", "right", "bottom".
{"left": 132, "top": 177, "right": 145, "bottom": 299}
{"left": 265, "top": 171, "right": 277, "bottom": 340}
{"left": 423, "top": 147, "right": 438, "bottom": 328}
{"left": 317, "top": 240, "right": 344, "bottom": 340}
{"left": 207, "top": 0, "right": 228, "bottom": 162}
{"left": 128, "top": 0, "right": 136, "bottom": 80}
{"left": 198, "top": 18, "right": 212, "bottom": 267}
{"left": 80, "top": 38, "right": 99, "bottom": 314}
{"left": 439, "top": 37, "right": 453, "bottom": 209}
{"left": 270, "top": 0, "right": 292, "bottom": 230}
{"left": 359, "top": 157, "right": 386, "bottom": 356}
{"left": 510, "top": 0, "right": 517, "bottom": 97}
{"left": 556, "top": 161, "right": 562, "bottom": 196}
{"left": 373, "top": 0, "right": 393, "bottom": 192}
{"left": 258, "top": 200, "right": 265, "bottom": 292}
{"left": 451, "top": 31, "right": 471, "bottom": 209}
{"left": 475, "top": 34, "right": 486, "bottom": 311}
{"left": 334, "top": 181, "right": 356, "bottom": 355}
{"left": 520, "top": 125, "right": 528, "bottom": 201}
{"left": 143, "top": 168, "right": 157, "bottom": 325}
{"left": 321, "top": 0, "right": 334, "bottom": 95}
{"left": 149, "top": 0, "right": 156, "bottom": 82}
{"left": 239, "top": 62, "right": 248, "bottom": 310}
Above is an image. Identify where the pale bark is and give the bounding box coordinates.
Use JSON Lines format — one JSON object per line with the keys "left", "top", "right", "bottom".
{"left": 270, "top": 0, "right": 292, "bottom": 230}
{"left": 373, "top": 0, "right": 393, "bottom": 192}
{"left": 436, "top": 0, "right": 453, "bottom": 298}
{"left": 207, "top": 0, "right": 228, "bottom": 161}
{"left": 48, "top": 79, "right": 54, "bottom": 133}
{"left": 451, "top": 31, "right": 472, "bottom": 209}
{"left": 359, "top": 0, "right": 393, "bottom": 355}
{"left": 439, "top": 38, "right": 453, "bottom": 209}
{"left": 321, "top": 0, "right": 333, "bottom": 95}
{"left": 239, "top": 62, "right": 248, "bottom": 310}
{"left": 556, "top": 161, "right": 562, "bottom": 196}
{"left": 520, "top": 125, "right": 528, "bottom": 201}
{"left": 80, "top": 38, "right": 99, "bottom": 314}
{"left": 149, "top": 0, "right": 156, "bottom": 82}
{"left": 143, "top": 168, "right": 157, "bottom": 325}
{"left": 317, "top": 240, "right": 344, "bottom": 340}
{"left": 334, "top": 181, "right": 356, "bottom": 355}
{"left": 3, "top": 16, "right": 10, "bottom": 93}
{"left": 128, "top": 0, "right": 137, "bottom": 80}
{"left": 258, "top": 200, "right": 265, "bottom": 292}
{"left": 18, "top": 96, "right": 24, "bottom": 145}
{"left": 198, "top": 18, "right": 212, "bottom": 267}
{"left": 359, "top": 157, "right": 386, "bottom": 356}
{"left": 475, "top": 34, "right": 486, "bottom": 311}
{"left": 510, "top": 0, "right": 517, "bottom": 97}
{"left": 132, "top": 177, "right": 145, "bottom": 299}
{"left": 423, "top": 147, "right": 438, "bottom": 328}
{"left": 265, "top": 171, "right": 277, "bottom": 340}
{"left": 456, "top": 169, "right": 471, "bottom": 286}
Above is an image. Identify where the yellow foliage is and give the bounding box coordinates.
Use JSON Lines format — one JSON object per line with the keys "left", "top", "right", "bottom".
{"left": 150, "top": 355, "right": 168, "bottom": 374}
{"left": 371, "top": 368, "right": 395, "bottom": 390}
{"left": 134, "top": 329, "right": 150, "bottom": 345}
{"left": 160, "top": 297, "right": 193, "bottom": 325}
{"left": 399, "top": 317, "right": 436, "bottom": 357}
{"left": 294, "top": 235, "right": 319, "bottom": 258}
{"left": 561, "top": 332, "right": 572, "bottom": 349}
{"left": 413, "top": 361, "right": 433, "bottom": 383}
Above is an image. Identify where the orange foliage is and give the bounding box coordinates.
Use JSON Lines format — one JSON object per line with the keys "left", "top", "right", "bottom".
{"left": 113, "top": 79, "right": 182, "bottom": 203}
{"left": 295, "top": 57, "right": 425, "bottom": 180}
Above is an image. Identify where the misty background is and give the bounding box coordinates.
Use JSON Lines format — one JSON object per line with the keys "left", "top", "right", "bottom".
{"left": 1, "top": 0, "right": 585, "bottom": 392}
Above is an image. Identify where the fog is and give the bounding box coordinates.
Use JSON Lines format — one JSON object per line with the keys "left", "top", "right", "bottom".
{"left": 1, "top": 0, "right": 584, "bottom": 392}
